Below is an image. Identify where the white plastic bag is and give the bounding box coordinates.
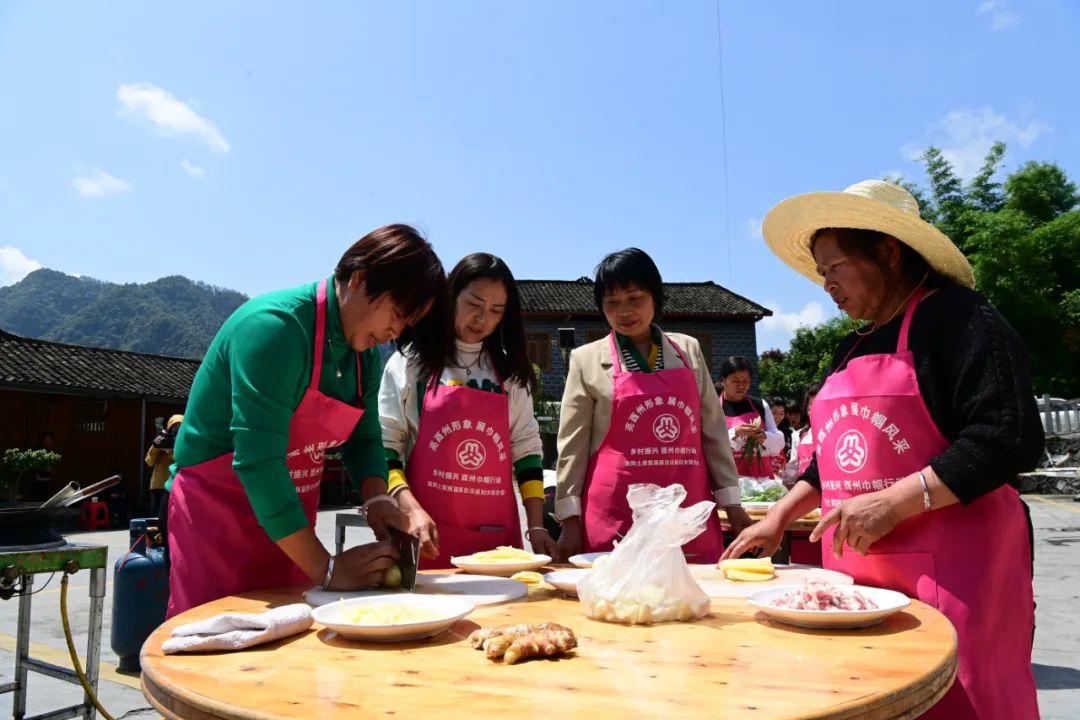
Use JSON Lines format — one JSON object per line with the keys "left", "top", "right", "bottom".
{"left": 739, "top": 476, "right": 788, "bottom": 502}
{"left": 577, "top": 483, "right": 713, "bottom": 625}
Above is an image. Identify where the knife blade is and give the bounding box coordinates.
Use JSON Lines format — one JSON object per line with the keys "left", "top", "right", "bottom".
{"left": 390, "top": 527, "right": 420, "bottom": 592}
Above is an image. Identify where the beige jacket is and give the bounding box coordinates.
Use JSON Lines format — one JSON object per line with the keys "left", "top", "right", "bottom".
{"left": 554, "top": 331, "right": 741, "bottom": 519}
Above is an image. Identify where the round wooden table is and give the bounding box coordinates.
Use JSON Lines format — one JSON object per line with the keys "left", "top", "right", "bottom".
{"left": 141, "top": 576, "right": 957, "bottom": 720}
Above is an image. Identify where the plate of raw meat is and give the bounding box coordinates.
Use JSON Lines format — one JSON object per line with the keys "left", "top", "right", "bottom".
{"left": 748, "top": 579, "right": 911, "bottom": 629}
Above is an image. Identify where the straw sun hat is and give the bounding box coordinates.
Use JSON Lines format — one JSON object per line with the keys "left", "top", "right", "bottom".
{"left": 761, "top": 179, "right": 975, "bottom": 289}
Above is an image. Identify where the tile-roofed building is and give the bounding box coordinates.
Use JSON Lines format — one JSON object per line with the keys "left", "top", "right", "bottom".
{"left": 518, "top": 278, "right": 770, "bottom": 320}
{"left": 1, "top": 328, "right": 203, "bottom": 514}
{"left": 517, "top": 278, "right": 772, "bottom": 403}
{"left": 0, "top": 329, "right": 200, "bottom": 401}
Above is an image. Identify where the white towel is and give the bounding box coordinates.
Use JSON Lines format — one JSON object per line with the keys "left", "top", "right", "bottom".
{"left": 162, "top": 603, "right": 314, "bottom": 654}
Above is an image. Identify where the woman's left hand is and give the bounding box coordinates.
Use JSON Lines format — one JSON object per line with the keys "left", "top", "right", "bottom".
{"left": 809, "top": 491, "right": 903, "bottom": 558}
{"left": 364, "top": 500, "right": 410, "bottom": 541}
{"left": 528, "top": 528, "right": 560, "bottom": 560}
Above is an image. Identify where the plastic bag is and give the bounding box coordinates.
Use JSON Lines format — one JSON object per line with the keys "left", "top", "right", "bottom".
{"left": 739, "top": 476, "right": 787, "bottom": 503}
{"left": 577, "top": 483, "right": 713, "bottom": 625}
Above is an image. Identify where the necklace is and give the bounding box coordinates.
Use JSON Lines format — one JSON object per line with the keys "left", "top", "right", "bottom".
{"left": 456, "top": 349, "right": 483, "bottom": 377}
{"left": 853, "top": 275, "right": 928, "bottom": 337}
{"left": 326, "top": 337, "right": 346, "bottom": 378}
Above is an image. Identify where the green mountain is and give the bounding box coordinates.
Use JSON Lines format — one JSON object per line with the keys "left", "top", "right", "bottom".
{"left": 0, "top": 269, "right": 248, "bottom": 358}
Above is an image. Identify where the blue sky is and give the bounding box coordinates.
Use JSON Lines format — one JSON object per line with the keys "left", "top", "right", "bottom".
{"left": 2, "top": 0, "right": 1077, "bottom": 350}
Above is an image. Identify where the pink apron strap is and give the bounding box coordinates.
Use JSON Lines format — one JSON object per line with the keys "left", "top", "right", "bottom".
{"left": 663, "top": 333, "right": 692, "bottom": 369}
{"left": 896, "top": 286, "right": 927, "bottom": 353}
{"left": 606, "top": 332, "right": 622, "bottom": 372}
{"left": 310, "top": 280, "right": 328, "bottom": 391}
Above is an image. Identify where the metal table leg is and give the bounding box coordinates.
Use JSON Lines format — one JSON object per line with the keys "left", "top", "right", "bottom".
{"left": 83, "top": 568, "right": 106, "bottom": 720}
{"left": 14, "top": 574, "right": 34, "bottom": 720}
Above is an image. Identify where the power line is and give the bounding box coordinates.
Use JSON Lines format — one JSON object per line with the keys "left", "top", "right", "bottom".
{"left": 714, "top": 0, "right": 732, "bottom": 286}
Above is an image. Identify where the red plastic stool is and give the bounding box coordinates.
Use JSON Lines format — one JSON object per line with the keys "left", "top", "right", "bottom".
{"left": 79, "top": 501, "right": 110, "bottom": 531}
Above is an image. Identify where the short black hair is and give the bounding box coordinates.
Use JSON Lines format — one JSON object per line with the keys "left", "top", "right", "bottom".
{"left": 593, "top": 248, "right": 665, "bottom": 318}
{"left": 718, "top": 355, "right": 753, "bottom": 380}
{"left": 769, "top": 397, "right": 787, "bottom": 410}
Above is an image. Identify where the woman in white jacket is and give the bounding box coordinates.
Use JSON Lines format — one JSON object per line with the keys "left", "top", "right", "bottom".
{"left": 379, "top": 253, "right": 558, "bottom": 567}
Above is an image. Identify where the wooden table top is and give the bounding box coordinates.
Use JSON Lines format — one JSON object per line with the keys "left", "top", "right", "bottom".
{"left": 141, "top": 572, "right": 956, "bottom": 720}
{"left": 720, "top": 507, "right": 821, "bottom": 533}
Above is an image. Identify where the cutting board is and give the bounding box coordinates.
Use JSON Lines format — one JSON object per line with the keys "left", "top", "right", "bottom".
{"left": 302, "top": 572, "right": 528, "bottom": 607}
{"left": 689, "top": 564, "right": 852, "bottom": 598}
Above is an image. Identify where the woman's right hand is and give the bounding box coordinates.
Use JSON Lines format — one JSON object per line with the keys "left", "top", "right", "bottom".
{"left": 734, "top": 423, "right": 765, "bottom": 440}
{"left": 325, "top": 542, "right": 399, "bottom": 591}
{"left": 405, "top": 504, "right": 440, "bottom": 560}
{"left": 719, "top": 516, "right": 785, "bottom": 561}
{"left": 556, "top": 516, "right": 583, "bottom": 562}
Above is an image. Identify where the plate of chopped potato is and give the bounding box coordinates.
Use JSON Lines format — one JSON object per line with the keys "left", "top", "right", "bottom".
{"left": 450, "top": 546, "right": 552, "bottom": 577}
{"left": 312, "top": 594, "right": 475, "bottom": 642}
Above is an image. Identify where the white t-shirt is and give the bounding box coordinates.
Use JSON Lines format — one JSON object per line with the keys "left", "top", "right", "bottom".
{"left": 378, "top": 339, "right": 543, "bottom": 468}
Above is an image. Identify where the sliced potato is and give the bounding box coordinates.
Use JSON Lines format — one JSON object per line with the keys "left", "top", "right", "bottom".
{"left": 510, "top": 571, "right": 544, "bottom": 584}
{"left": 723, "top": 568, "right": 775, "bottom": 582}
{"left": 718, "top": 558, "right": 774, "bottom": 572}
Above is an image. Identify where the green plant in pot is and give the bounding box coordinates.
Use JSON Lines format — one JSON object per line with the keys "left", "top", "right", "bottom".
{"left": 0, "top": 448, "right": 62, "bottom": 502}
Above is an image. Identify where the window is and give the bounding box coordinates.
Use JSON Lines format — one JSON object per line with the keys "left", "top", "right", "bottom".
{"left": 75, "top": 399, "right": 109, "bottom": 433}
{"left": 526, "top": 332, "right": 552, "bottom": 371}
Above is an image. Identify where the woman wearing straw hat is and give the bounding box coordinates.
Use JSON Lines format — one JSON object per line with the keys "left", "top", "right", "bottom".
{"left": 722, "top": 180, "right": 1042, "bottom": 719}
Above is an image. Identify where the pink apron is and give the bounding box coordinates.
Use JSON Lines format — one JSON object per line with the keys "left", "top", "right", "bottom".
{"left": 724, "top": 396, "right": 778, "bottom": 478}
{"left": 582, "top": 333, "right": 725, "bottom": 562}
{"left": 814, "top": 289, "right": 1038, "bottom": 719}
{"left": 406, "top": 378, "right": 521, "bottom": 569}
{"left": 796, "top": 429, "right": 815, "bottom": 475}
{"left": 166, "top": 280, "right": 365, "bottom": 618}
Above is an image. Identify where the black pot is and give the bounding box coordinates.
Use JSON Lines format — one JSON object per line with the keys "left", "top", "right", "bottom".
{"left": 0, "top": 503, "right": 79, "bottom": 547}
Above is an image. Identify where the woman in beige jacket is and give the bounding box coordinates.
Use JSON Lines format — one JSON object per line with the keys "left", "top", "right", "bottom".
{"left": 554, "top": 248, "right": 752, "bottom": 562}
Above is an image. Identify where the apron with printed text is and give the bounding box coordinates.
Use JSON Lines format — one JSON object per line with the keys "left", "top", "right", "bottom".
{"left": 166, "top": 280, "right": 364, "bottom": 618}
{"left": 813, "top": 289, "right": 1037, "bottom": 719}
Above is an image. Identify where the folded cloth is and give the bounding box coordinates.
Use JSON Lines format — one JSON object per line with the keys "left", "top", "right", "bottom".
{"left": 162, "top": 603, "right": 313, "bottom": 654}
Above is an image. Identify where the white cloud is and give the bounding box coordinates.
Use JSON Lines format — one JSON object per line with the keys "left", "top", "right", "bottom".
{"left": 71, "top": 169, "right": 132, "bottom": 198}
{"left": 180, "top": 159, "right": 206, "bottom": 179}
{"left": 758, "top": 301, "right": 829, "bottom": 350}
{"left": 118, "top": 82, "right": 230, "bottom": 153}
{"left": 907, "top": 107, "right": 1049, "bottom": 179}
{"left": 977, "top": 0, "right": 1019, "bottom": 31}
{"left": 0, "top": 246, "right": 42, "bottom": 286}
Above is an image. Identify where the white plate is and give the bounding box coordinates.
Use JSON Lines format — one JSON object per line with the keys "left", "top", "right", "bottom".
{"left": 312, "top": 594, "right": 475, "bottom": 643}
{"left": 747, "top": 584, "right": 911, "bottom": 629}
{"left": 543, "top": 568, "right": 589, "bottom": 597}
{"left": 303, "top": 573, "right": 527, "bottom": 607}
{"left": 450, "top": 553, "right": 551, "bottom": 577}
{"left": 689, "top": 564, "right": 853, "bottom": 598}
{"left": 568, "top": 552, "right": 609, "bottom": 568}
{"left": 741, "top": 501, "right": 777, "bottom": 511}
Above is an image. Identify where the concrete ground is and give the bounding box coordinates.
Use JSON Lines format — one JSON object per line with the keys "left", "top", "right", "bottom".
{"left": 1, "top": 497, "right": 1077, "bottom": 719}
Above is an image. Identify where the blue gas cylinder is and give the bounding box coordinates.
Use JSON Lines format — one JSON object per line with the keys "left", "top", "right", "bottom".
{"left": 110, "top": 517, "right": 169, "bottom": 672}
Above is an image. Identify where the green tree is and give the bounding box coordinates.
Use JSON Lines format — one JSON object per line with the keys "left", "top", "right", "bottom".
{"left": 1004, "top": 161, "right": 1079, "bottom": 224}
{"left": 968, "top": 141, "right": 1007, "bottom": 213}
{"left": 759, "top": 317, "right": 858, "bottom": 400}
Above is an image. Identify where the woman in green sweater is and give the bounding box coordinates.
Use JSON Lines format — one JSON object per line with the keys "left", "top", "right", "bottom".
{"left": 163, "top": 224, "right": 450, "bottom": 618}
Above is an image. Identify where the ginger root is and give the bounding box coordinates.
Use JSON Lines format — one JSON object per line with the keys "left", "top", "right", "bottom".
{"left": 468, "top": 622, "right": 577, "bottom": 664}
